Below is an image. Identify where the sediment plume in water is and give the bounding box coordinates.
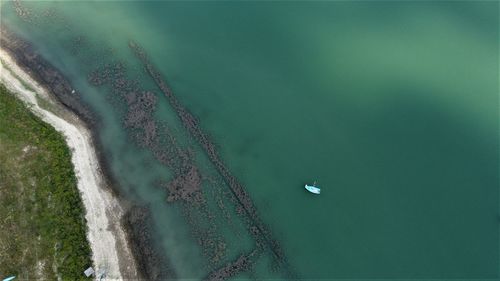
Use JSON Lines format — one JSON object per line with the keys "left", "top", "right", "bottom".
{"left": 123, "top": 206, "right": 177, "bottom": 280}
{"left": 2, "top": 1, "right": 297, "bottom": 276}
{"left": 130, "top": 41, "right": 278, "bottom": 252}
{"left": 128, "top": 41, "right": 297, "bottom": 278}
{"left": 88, "top": 60, "right": 237, "bottom": 272}
{"left": 87, "top": 47, "right": 293, "bottom": 278}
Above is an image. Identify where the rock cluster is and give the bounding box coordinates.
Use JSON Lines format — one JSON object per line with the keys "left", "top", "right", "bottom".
{"left": 0, "top": 27, "right": 95, "bottom": 126}
{"left": 123, "top": 206, "right": 176, "bottom": 280}
{"left": 129, "top": 41, "right": 291, "bottom": 272}
{"left": 206, "top": 252, "right": 255, "bottom": 281}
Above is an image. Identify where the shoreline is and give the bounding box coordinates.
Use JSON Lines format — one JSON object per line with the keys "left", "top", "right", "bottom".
{"left": 0, "top": 24, "right": 174, "bottom": 280}
{"left": 0, "top": 48, "right": 138, "bottom": 280}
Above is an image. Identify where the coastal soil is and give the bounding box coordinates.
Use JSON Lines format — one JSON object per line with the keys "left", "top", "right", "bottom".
{"left": 0, "top": 84, "right": 91, "bottom": 280}
{"left": 0, "top": 45, "right": 137, "bottom": 279}
{"left": 1, "top": 22, "right": 182, "bottom": 280}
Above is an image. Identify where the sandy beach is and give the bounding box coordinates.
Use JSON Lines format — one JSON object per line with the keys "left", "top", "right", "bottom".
{"left": 0, "top": 48, "right": 137, "bottom": 280}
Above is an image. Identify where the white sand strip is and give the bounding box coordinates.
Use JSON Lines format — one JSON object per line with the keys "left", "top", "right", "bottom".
{"left": 0, "top": 49, "right": 137, "bottom": 281}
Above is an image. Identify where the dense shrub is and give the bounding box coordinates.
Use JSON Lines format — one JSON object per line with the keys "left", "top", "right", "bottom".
{"left": 0, "top": 85, "right": 92, "bottom": 280}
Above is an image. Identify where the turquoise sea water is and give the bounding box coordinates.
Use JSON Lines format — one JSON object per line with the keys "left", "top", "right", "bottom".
{"left": 1, "top": 1, "right": 498, "bottom": 279}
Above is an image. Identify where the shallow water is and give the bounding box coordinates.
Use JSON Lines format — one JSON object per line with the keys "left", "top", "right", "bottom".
{"left": 1, "top": 1, "right": 498, "bottom": 279}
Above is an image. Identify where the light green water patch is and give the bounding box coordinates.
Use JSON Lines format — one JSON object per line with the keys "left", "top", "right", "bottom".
{"left": 148, "top": 200, "right": 206, "bottom": 278}
{"left": 111, "top": 1, "right": 498, "bottom": 278}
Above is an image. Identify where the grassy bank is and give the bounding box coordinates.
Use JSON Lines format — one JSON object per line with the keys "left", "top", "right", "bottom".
{"left": 0, "top": 84, "right": 92, "bottom": 280}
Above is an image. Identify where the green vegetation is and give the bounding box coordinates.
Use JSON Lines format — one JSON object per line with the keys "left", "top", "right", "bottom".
{"left": 0, "top": 84, "right": 92, "bottom": 280}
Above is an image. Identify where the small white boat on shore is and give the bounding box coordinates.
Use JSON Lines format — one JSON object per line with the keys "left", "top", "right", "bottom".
{"left": 305, "top": 182, "right": 321, "bottom": 194}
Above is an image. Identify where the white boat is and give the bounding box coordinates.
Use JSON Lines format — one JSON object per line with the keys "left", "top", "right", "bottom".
{"left": 305, "top": 182, "right": 321, "bottom": 194}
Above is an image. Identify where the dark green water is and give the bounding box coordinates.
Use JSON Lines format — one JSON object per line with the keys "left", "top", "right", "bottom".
{"left": 1, "top": 1, "right": 498, "bottom": 279}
